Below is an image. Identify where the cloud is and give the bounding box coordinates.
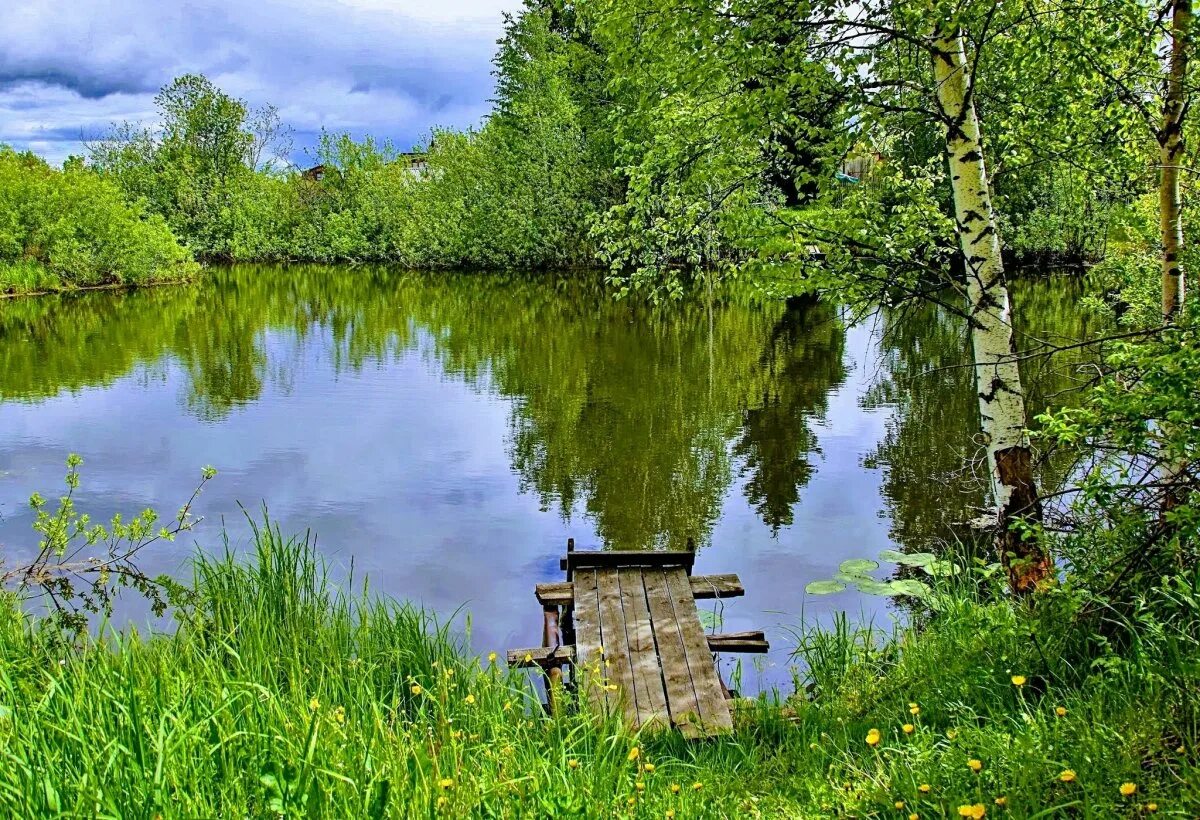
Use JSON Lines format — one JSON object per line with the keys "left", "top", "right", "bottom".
{"left": 0, "top": 0, "right": 519, "bottom": 164}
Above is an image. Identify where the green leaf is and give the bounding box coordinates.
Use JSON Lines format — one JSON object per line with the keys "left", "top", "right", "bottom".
{"left": 805, "top": 579, "right": 847, "bottom": 595}
{"left": 887, "top": 579, "right": 932, "bottom": 598}
{"left": 839, "top": 558, "right": 880, "bottom": 575}
{"left": 879, "top": 549, "right": 937, "bottom": 567}
{"left": 854, "top": 578, "right": 894, "bottom": 596}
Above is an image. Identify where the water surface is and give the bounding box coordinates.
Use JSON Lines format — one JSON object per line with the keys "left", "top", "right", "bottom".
{"left": 0, "top": 266, "right": 1093, "bottom": 691}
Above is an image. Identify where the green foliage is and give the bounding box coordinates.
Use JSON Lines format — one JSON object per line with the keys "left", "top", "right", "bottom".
{"left": 0, "top": 148, "right": 197, "bottom": 294}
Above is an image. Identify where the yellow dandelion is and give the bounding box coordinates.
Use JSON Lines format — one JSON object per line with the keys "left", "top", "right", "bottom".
{"left": 644, "top": 763, "right": 655, "bottom": 773}
{"left": 488, "top": 652, "right": 497, "bottom": 663}
{"left": 1146, "top": 803, "right": 1158, "bottom": 813}
{"left": 865, "top": 728, "right": 881, "bottom": 746}
{"left": 1120, "top": 783, "right": 1138, "bottom": 797}
{"left": 1177, "top": 745, "right": 1186, "bottom": 754}
{"left": 627, "top": 747, "right": 640, "bottom": 761}
{"left": 670, "top": 784, "right": 681, "bottom": 794}
{"left": 436, "top": 795, "right": 448, "bottom": 809}
{"left": 502, "top": 700, "right": 512, "bottom": 711}
{"left": 903, "top": 723, "right": 915, "bottom": 734}
{"left": 957, "top": 804, "right": 986, "bottom": 819}
{"left": 411, "top": 684, "right": 422, "bottom": 696}
{"left": 918, "top": 784, "right": 931, "bottom": 794}
{"left": 895, "top": 800, "right": 906, "bottom": 809}
{"left": 445, "top": 668, "right": 454, "bottom": 677}
{"left": 994, "top": 796, "right": 1007, "bottom": 806}
{"left": 1055, "top": 706, "right": 1067, "bottom": 717}
{"left": 568, "top": 759, "right": 579, "bottom": 770}
{"left": 909, "top": 703, "right": 921, "bottom": 715}
{"left": 438, "top": 777, "right": 454, "bottom": 790}
{"left": 308, "top": 697, "right": 320, "bottom": 712}
{"left": 523, "top": 653, "right": 533, "bottom": 664}
{"left": 909, "top": 815, "right": 919, "bottom": 820}
{"left": 635, "top": 782, "right": 646, "bottom": 792}
{"left": 627, "top": 797, "right": 636, "bottom": 807}
{"left": 968, "top": 758, "right": 983, "bottom": 773}
{"left": 1011, "top": 675, "right": 1026, "bottom": 687}
{"left": 1059, "top": 769, "right": 1076, "bottom": 783}
{"left": 464, "top": 694, "right": 476, "bottom": 705}
{"left": 606, "top": 684, "right": 619, "bottom": 692}
{"left": 333, "top": 706, "right": 346, "bottom": 724}
{"left": 667, "top": 811, "right": 676, "bottom": 820}
{"left": 692, "top": 782, "right": 703, "bottom": 791}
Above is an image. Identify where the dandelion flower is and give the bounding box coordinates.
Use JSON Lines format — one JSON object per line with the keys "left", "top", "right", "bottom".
{"left": 958, "top": 804, "right": 986, "bottom": 819}
{"left": 411, "top": 684, "right": 423, "bottom": 696}
{"left": 309, "top": 697, "right": 320, "bottom": 712}
{"left": 464, "top": 694, "right": 476, "bottom": 705}
{"left": 909, "top": 703, "right": 921, "bottom": 715}
{"left": 918, "top": 784, "right": 931, "bottom": 794}
{"left": 865, "top": 728, "right": 881, "bottom": 746}
{"left": 644, "top": 763, "right": 655, "bottom": 773}
{"left": 635, "top": 782, "right": 645, "bottom": 792}
{"left": 968, "top": 758, "right": 983, "bottom": 773}
{"left": 903, "top": 723, "right": 915, "bottom": 734}
{"left": 628, "top": 747, "right": 640, "bottom": 761}
{"left": 1120, "top": 783, "right": 1138, "bottom": 797}
{"left": 436, "top": 796, "right": 448, "bottom": 809}
{"left": 909, "top": 815, "right": 919, "bottom": 820}
{"left": 439, "top": 778, "right": 454, "bottom": 790}
{"left": 667, "top": 812, "right": 676, "bottom": 819}
{"left": 895, "top": 800, "right": 906, "bottom": 809}
{"left": 670, "top": 784, "right": 681, "bottom": 794}
{"left": 692, "top": 781, "right": 703, "bottom": 791}
{"left": 568, "top": 759, "right": 579, "bottom": 769}
{"left": 333, "top": 706, "right": 346, "bottom": 724}
{"left": 1146, "top": 803, "right": 1158, "bottom": 813}
{"left": 488, "top": 652, "right": 497, "bottom": 663}
{"left": 627, "top": 797, "right": 636, "bottom": 807}
{"left": 994, "top": 796, "right": 1007, "bottom": 806}
{"left": 524, "top": 653, "right": 533, "bottom": 664}
{"left": 1011, "top": 675, "right": 1026, "bottom": 687}
{"left": 1059, "top": 770, "right": 1076, "bottom": 783}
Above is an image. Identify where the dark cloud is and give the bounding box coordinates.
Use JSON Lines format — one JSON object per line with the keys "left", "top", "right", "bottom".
{"left": 0, "top": 0, "right": 519, "bottom": 163}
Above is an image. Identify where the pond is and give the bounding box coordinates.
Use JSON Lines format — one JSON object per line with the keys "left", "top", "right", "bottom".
{"left": 0, "top": 265, "right": 1095, "bottom": 692}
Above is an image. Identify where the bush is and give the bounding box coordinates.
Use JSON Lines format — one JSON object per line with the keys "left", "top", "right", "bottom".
{"left": 0, "top": 148, "right": 197, "bottom": 294}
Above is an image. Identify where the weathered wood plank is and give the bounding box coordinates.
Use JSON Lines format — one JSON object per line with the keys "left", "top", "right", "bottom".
{"left": 562, "top": 551, "right": 694, "bottom": 574}
{"left": 507, "top": 646, "right": 575, "bottom": 667}
{"left": 663, "top": 568, "right": 733, "bottom": 734}
{"left": 596, "top": 568, "right": 640, "bottom": 726}
{"left": 620, "top": 569, "right": 670, "bottom": 730}
{"left": 642, "top": 569, "right": 705, "bottom": 738}
{"left": 572, "top": 568, "right": 611, "bottom": 713}
{"left": 706, "top": 631, "right": 770, "bottom": 653}
{"left": 536, "top": 573, "right": 743, "bottom": 606}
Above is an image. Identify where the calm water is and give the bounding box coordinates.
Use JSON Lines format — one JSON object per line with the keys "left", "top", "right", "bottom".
{"left": 0, "top": 266, "right": 1093, "bottom": 691}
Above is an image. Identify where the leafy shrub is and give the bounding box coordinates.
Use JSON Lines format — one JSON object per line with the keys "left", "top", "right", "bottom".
{"left": 0, "top": 148, "right": 197, "bottom": 294}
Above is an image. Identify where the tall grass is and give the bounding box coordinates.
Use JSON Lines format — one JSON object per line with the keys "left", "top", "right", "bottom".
{"left": 0, "top": 521, "right": 1196, "bottom": 817}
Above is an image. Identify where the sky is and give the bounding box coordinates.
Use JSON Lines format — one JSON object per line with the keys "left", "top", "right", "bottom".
{"left": 0, "top": 0, "right": 522, "bottom": 166}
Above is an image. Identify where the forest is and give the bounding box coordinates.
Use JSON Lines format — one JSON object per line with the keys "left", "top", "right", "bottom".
{"left": 1, "top": 0, "right": 1199, "bottom": 816}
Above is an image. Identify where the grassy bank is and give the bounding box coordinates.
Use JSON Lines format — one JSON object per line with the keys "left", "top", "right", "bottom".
{"left": 0, "top": 524, "right": 1196, "bottom": 817}
{"left": 0, "top": 148, "right": 198, "bottom": 297}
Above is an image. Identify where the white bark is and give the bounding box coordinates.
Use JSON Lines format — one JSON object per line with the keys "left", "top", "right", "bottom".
{"left": 931, "top": 27, "right": 1049, "bottom": 591}
{"left": 1161, "top": 0, "right": 1190, "bottom": 321}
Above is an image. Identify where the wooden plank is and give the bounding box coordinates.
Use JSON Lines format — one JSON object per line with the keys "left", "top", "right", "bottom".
{"left": 572, "top": 568, "right": 612, "bottom": 714}
{"left": 596, "top": 568, "right": 640, "bottom": 726}
{"left": 507, "top": 646, "right": 575, "bottom": 667}
{"left": 642, "top": 569, "right": 705, "bottom": 738}
{"left": 619, "top": 569, "right": 670, "bottom": 730}
{"left": 707, "top": 632, "right": 770, "bottom": 653}
{"left": 562, "top": 551, "right": 694, "bottom": 574}
{"left": 536, "top": 574, "right": 743, "bottom": 607}
{"left": 663, "top": 567, "right": 733, "bottom": 734}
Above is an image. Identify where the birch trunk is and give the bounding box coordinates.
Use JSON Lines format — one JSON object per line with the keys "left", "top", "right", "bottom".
{"left": 931, "top": 28, "right": 1051, "bottom": 594}
{"left": 1161, "top": 0, "right": 1190, "bottom": 321}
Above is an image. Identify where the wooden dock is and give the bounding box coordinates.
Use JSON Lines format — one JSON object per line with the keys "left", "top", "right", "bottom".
{"left": 507, "top": 541, "right": 767, "bottom": 738}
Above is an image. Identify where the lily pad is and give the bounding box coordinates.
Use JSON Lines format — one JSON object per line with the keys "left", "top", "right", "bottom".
{"left": 805, "top": 579, "right": 847, "bottom": 595}
{"left": 839, "top": 558, "right": 880, "bottom": 575}
{"left": 888, "top": 579, "right": 933, "bottom": 598}
{"left": 854, "top": 578, "right": 895, "bottom": 596}
{"left": 923, "top": 560, "right": 959, "bottom": 577}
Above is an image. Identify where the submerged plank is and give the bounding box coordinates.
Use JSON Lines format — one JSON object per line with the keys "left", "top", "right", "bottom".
{"left": 619, "top": 569, "right": 670, "bottom": 730}
{"left": 707, "top": 632, "right": 770, "bottom": 653}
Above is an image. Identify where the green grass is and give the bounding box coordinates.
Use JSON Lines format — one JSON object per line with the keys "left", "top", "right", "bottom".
{"left": 0, "top": 522, "right": 1196, "bottom": 817}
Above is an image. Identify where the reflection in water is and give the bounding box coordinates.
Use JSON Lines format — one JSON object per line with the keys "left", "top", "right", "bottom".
{"left": 0, "top": 266, "right": 1092, "bottom": 688}
{"left": 0, "top": 266, "right": 845, "bottom": 549}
